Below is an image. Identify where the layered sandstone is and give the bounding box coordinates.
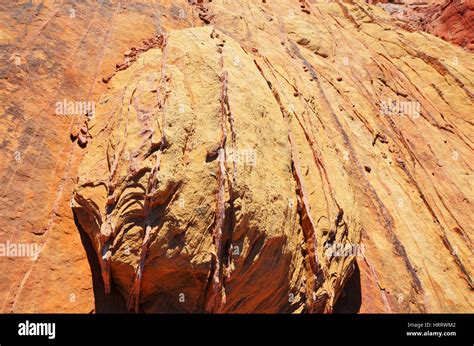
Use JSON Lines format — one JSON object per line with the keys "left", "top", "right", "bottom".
{"left": 420, "top": 0, "right": 474, "bottom": 51}
{"left": 0, "top": 0, "right": 210, "bottom": 313}
{"left": 74, "top": 1, "right": 473, "bottom": 313}
{"left": 377, "top": 0, "right": 474, "bottom": 51}
{"left": 1, "top": 0, "right": 473, "bottom": 313}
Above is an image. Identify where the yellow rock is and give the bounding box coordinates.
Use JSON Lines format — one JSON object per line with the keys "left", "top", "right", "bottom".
{"left": 67, "top": 1, "right": 473, "bottom": 313}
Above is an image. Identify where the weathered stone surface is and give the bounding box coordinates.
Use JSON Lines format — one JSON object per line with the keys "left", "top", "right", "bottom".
{"left": 0, "top": 0, "right": 208, "bottom": 313}
{"left": 420, "top": 0, "right": 474, "bottom": 51}
{"left": 74, "top": 1, "right": 473, "bottom": 313}
{"left": 376, "top": 0, "right": 474, "bottom": 51}
{"left": 1, "top": 0, "right": 473, "bottom": 313}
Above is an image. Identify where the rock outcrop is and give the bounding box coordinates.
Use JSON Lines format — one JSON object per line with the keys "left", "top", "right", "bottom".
{"left": 418, "top": 0, "right": 474, "bottom": 51}
{"left": 74, "top": 1, "right": 473, "bottom": 313}
{"left": 1, "top": 0, "right": 473, "bottom": 313}
{"left": 377, "top": 0, "right": 474, "bottom": 51}
{"left": 73, "top": 26, "right": 359, "bottom": 313}
{"left": 0, "top": 0, "right": 205, "bottom": 313}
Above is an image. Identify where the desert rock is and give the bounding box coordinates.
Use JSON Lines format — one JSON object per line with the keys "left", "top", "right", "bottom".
{"left": 1, "top": 0, "right": 472, "bottom": 313}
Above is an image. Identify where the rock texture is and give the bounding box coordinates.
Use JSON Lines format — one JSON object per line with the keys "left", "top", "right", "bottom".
{"left": 73, "top": 26, "right": 359, "bottom": 313}
{"left": 377, "top": 0, "right": 474, "bottom": 51}
{"left": 417, "top": 0, "right": 474, "bottom": 51}
{"left": 1, "top": 0, "right": 473, "bottom": 313}
{"left": 0, "top": 0, "right": 210, "bottom": 313}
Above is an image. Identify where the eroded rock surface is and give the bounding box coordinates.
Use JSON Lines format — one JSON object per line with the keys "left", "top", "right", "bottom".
{"left": 418, "top": 0, "right": 474, "bottom": 51}
{"left": 377, "top": 0, "right": 474, "bottom": 51}
{"left": 0, "top": 0, "right": 216, "bottom": 313}
{"left": 74, "top": 1, "right": 473, "bottom": 313}
{"left": 1, "top": 0, "right": 473, "bottom": 313}
{"left": 73, "top": 27, "right": 358, "bottom": 313}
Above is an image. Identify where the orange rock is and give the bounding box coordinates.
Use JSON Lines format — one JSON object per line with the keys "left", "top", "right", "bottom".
{"left": 70, "top": 126, "right": 79, "bottom": 140}
{"left": 1, "top": 0, "right": 472, "bottom": 314}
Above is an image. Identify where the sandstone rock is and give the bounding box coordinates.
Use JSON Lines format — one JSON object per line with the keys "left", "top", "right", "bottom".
{"left": 376, "top": 0, "right": 474, "bottom": 51}
{"left": 1, "top": 0, "right": 473, "bottom": 314}
{"left": 77, "top": 134, "right": 88, "bottom": 147}
{"left": 70, "top": 126, "right": 79, "bottom": 141}
{"left": 424, "top": 0, "right": 474, "bottom": 51}
{"left": 74, "top": 0, "right": 473, "bottom": 312}
{"left": 0, "top": 0, "right": 215, "bottom": 313}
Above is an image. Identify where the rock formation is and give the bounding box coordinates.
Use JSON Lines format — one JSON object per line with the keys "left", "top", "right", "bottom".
{"left": 1, "top": 0, "right": 473, "bottom": 313}
{"left": 376, "top": 0, "right": 474, "bottom": 51}
{"left": 417, "top": 0, "right": 474, "bottom": 51}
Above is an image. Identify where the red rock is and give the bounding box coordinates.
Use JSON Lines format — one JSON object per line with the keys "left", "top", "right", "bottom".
{"left": 0, "top": 0, "right": 472, "bottom": 315}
